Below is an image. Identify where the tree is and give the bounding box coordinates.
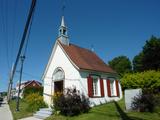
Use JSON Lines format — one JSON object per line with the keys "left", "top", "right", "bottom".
{"left": 133, "top": 52, "right": 144, "bottom": 72}
{"left": 108, "top": 56, "right": 132, "bottom": 76}
{"left": 133, "top": 36, "right": 160, "bottom": 72}
{"left": 142, "top": 36, "right": 160, "bottom": 71}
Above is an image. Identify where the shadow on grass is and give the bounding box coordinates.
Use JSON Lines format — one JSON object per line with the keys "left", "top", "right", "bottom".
{"left": 114, "top": 101, "right": 144, "bottom": 120}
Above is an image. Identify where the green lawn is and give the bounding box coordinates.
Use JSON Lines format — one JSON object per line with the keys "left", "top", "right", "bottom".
{"left": 45, "top": 99, "right": 160, "bottom": 120}
{"left": 9, "top": 99, "right": 33, "bottom": 120}
{"left": 9, "top": 98, "right": 160, "bottom": 120}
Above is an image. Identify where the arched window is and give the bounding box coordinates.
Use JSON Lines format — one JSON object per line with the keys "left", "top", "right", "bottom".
{"left": 52, "top": 68, "right": 65, "bottom": 81}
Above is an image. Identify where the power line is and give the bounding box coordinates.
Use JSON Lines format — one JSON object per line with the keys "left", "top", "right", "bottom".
{"left": 23, "top": 6, "right": 35, "bottom": 56}
{"left": 22, "top": 72, "right": 41, "bottom": 80}
{"left": 11, "top": 0, "right": 17, "bottom": 64}
{"left": 5, "top": 0, "right": 11, "bottom": 69}
{"left": 0, "top": 0, "right": 10, "bottom": 70}
{"left": 7, "top": 0, "right": 37, "bottom": 102}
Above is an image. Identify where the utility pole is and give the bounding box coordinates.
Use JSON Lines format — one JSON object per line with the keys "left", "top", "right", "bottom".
{"left": 7, "top": 0, "right": 36, "bottom": 102}
{"left": 7, "top": 64, "right": 14, "bottom": 102}
{"left": 16, "top": 56, "right": 25, "bottom": 111}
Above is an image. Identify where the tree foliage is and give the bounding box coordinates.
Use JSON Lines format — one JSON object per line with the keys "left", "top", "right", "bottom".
{"left": 23, "top": 87, "right": 43, "bottom": 98}
{"left": 108, "top": 56, "right": 132, "bottom": 76}
{"left": 142, "top": 36, "right": 160, "bottom": 70}
{"left": 133, "top": 52, "right": 144, "bottom": 72}
{"left": 121, "top": 70, "right": 160, "bottom": 91}
{"left": 133, "top": 36, "right": 160, "bottom": 72}
{"left": 25, "top": 93, "right": 47, "bottom": 112}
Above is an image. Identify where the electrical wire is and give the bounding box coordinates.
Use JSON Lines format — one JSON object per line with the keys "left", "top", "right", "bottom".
{"left": 11, "top": 0, "right": 17, "bottom": 65}
{"left": 22, "top": 72, "right": 41, "bottom": 80}
{"left": 5, "top": 0, "right": 11, "bottom": 69}
{"left": 23, "top": 8, "right": 35, "bottom": 57}
{"left": 1, "top": 0, "right": 10, "bottom": 70}
{"left": 21, "top": 0, "right": 36, "bottom": 59}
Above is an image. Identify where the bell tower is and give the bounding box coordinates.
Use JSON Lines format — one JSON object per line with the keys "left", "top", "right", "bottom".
{"left": 58, "top": 15, "right": 69, "bottom": 45}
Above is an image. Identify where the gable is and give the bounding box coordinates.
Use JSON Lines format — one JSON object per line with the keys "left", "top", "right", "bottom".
{"left": 42, "top": 39, "right": 116, "bottom": 81}
{"left": 24, "top": 80, "right": 42, "bottom": 88}
{"left": 42, "top": 40, "right": 80, "bottom": 80}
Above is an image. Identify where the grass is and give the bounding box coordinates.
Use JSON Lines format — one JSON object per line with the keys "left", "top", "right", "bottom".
{"left": 46, "top": 101, "right": 120, "bottom": 120}
{"left": 9, "top": 98, "right": 160, "bottom": 120}
{"left": 9, "top": 99, "right": 33, "bottom": 120}
{"left": 45, "top": 99, "right": 160, "bottom": 120}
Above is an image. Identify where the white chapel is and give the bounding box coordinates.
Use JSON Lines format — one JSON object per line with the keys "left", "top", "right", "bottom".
{"left": 42, "top": 16, "right": 122, "bottom": 106}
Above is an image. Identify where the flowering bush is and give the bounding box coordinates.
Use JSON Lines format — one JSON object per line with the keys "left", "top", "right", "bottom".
{"left": 23, "top": 87, "right": 43, "bottom": 98}
{"left": 52, "top": 88, "right": 90, "bottom": 116}
{"left": 25, "top": 93, "right": 47, "bottom": 112}
{"left": 131, "top": 89, "right": 160, "bottom": 112}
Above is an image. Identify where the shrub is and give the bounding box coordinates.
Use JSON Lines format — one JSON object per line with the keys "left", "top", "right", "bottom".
{"left": 23, "top": 87, "right": 43, "bottom": 98}
{"left": 25, "top": 93, "right": 47, "bottom": 112}
{"left": 121, "top": 70, "right": 160, "bottom": 91}
{"left": 131, "top": 89, "right": 160, "bottom": 112}
{"left": 53, "top": 88, "right": 90, "bottom": 116}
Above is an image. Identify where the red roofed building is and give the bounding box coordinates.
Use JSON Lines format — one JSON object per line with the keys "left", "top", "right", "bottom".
{"left": 42, "top": 16, "right": 122, "bottom": 106}
{"left": 15, "top": 80, "right": 42, "bottom": 98}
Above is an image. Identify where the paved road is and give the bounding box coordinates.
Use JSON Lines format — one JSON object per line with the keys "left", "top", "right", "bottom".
{"left": 0, "top": 98, "right": 13, "bottom": 120}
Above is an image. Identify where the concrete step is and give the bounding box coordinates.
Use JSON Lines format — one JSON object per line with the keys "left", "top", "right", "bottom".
{"left": 34, "top": 113, "right": 50, "bottom": 119}
{"left": 33, "top": 108, "right": 53, "bottom": 119}
{"left": 36, "top": 110, "right": 52, "bottom": 115}
{"left": 39, "top": 108, "right": 52, "bottom": 112}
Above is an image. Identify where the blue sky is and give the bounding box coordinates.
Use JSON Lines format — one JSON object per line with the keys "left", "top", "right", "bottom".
{"left": 0, "top": 0, "right": 160, "bottom": 92}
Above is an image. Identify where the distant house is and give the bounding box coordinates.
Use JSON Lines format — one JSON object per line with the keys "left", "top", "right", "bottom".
{"left": 15, "top": 80, "right": 42, "bottom": 98}
{"left": 42, "top": 16, "right": 122, "bottom": 106}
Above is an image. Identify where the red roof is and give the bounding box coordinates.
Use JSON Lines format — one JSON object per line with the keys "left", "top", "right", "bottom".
{"left": 24, "top": 80, "right": 42, "bottom": 88}
{"left": 59, "top": 41, "right": 116, "bottom": 73}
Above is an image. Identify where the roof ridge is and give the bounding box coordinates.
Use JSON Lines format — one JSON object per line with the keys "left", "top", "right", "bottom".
{"left": 58, "top": 40, "right": 116, "bottom": 73}
{"left": 58, "top": 40, "right": 94, "bottom": 53}
{"left": 69, "top": 43, "right": 95, "bottom": 53}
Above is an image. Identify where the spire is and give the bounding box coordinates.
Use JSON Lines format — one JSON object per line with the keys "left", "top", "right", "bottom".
{"left": 58, "top": 16, "right": 69, "bottom": 45}
{"left": 61, "top": 16, "right": 65, "bottom": 27}
{"left": 57, "top": 0, "right": 69, "bottom": 45}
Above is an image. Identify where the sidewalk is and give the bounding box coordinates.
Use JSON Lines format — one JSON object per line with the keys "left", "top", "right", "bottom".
{"left": 0, "top": 98, "right": 13, "bottom": 120}
{"left": 19, "top": 117, "right": 42, "bottom": 120}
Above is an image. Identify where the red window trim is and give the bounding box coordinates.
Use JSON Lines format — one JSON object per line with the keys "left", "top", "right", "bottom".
{"left": 87, "top": 75, "right": 93, "bottom": 97}
{"left": 100, "top": 78, "right": 104, "bottom": 97}
{"left": 87, "top": 75, "right": 104, "bottom": 98}
{"left": 115, "top": 80, "right": 120, "bottom": 97}
{"left": 107, "top": 79, "right": 111, "bottom": 97}
{"left": 107, "top": 78, "right": 120, "bottom": 97}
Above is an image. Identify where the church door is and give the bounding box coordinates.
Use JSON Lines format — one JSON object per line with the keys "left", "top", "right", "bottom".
{"left": 54, "top": 80, "right": 63, "bottom": 93}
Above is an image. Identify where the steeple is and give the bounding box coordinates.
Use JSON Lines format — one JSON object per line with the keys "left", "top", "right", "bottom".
{"left": 61, "top": 16, "right": 65, "bottom": 27}
{"left": 58, "top": 16, "right": 69, "bottom": 45}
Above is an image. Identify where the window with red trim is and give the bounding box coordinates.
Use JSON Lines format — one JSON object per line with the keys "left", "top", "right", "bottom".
{"left": 107, "top": 78, "right": 119, "bottom": 97}
{"left": 87, "top": 75, "right": 104, "bottom": 97}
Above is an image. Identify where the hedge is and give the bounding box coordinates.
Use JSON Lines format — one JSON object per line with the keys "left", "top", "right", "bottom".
{"left": 121, "top": 70, "right": 160, "bottom": 91}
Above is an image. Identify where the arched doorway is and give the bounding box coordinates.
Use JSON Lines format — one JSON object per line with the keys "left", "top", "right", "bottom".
{"left": 52, "top": 68, "right": 65, "bottom": 93}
